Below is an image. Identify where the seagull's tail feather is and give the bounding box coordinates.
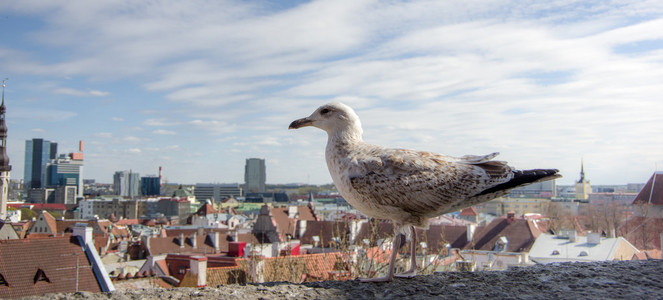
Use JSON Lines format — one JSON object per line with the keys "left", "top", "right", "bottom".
{"left": 476, "top": 169, "right": 561, "bottom": 197}
{"left": 442, "top": 169, "right": 561, "bottom": 214}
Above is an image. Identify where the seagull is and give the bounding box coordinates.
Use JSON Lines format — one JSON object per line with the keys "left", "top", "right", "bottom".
{"left": 289, "top": 102, "right": 561, "bottom": 282}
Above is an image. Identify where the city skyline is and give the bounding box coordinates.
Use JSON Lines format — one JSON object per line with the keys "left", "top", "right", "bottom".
{"left": 1, "top": 1, "right": 662, "bottom": 186}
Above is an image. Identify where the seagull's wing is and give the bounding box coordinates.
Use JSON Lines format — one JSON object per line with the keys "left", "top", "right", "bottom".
{"left": 349, "top": 147, "right": 513, "bottom": 218}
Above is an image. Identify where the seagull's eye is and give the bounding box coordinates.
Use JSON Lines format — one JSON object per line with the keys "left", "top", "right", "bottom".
{"left": 320, "top": 108, "right": 330, "bottom": 115}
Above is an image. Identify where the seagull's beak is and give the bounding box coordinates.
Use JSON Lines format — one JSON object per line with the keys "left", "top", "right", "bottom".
{"left": 289, "top": 117, "right": 313, "bottom": 129}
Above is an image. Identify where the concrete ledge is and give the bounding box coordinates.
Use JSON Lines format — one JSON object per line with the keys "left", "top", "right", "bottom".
{"left": 24, "top": 259, "right": 663, "bottom": 299}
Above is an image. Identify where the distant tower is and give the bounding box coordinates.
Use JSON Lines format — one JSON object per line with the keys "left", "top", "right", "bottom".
{"left": 575, "top": 159, "right": 591, "bottom": 200}
{"left": 24, "top": 138, "right": 57, "bottom": 191}
{"left": 113, "top": 170, "right": 140, "bottom": 197}
{"left": 245, "top": 158, "right": 266, "bottom": 193}
{"left": 0, "top": 79, "right": 11, "bottom": 220}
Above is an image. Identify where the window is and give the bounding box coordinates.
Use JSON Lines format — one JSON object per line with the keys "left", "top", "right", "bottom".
{"left": 579, "top": 251, "right": 589, "bottom": 257}
{"left": 0, "top": 273, "right": 8, "bottom": 286}
{"left": 551, "top": 250, "right": 560, "bottom": 255}
{"left": 34, "top": 269, "right": 50, "bottom": 283}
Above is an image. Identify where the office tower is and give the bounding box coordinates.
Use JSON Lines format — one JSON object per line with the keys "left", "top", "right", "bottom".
{"left": 113, "top": 170, "right": 140, "bottom": 198}
{"left": 45, "top": 153, "right": 83, "bottom": 204}
{"left": 24, "top": 138, "right": 57, "bottom": 190}
{"left": 194, "top": 183, "right": 242, "bottom": 202}
{"left": 0, "top": 79, "right": 10, "bottom": 220}
{"left": 245, "top": 158, "right": 266, "bottom": 193}
{"left": 141, "top": 176, "right": 161, "bottom": 196}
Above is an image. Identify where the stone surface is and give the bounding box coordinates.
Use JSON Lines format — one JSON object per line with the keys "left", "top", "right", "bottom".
{"left": 19, "top": 260, "right": 663, "bottom": 299}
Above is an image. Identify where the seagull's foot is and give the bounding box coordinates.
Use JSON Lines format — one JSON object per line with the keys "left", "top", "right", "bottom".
{"left": 358, "top": 276, "right": 393, "bottom": 283}
{"left": 394, "top": 269, "right": 417, "bottom": 278}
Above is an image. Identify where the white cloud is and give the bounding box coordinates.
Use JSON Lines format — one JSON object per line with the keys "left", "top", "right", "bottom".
{"left": 94, "top": 132, "right": 113, "bottom": 138}
{"left": 53, "top": 87, "right": 110, "bottom": 97}
{"left": 143, "top": 118, "right": 177, "bottom": 127}
{"left": 153, "top": 129, "right": 175, "bottom": 135}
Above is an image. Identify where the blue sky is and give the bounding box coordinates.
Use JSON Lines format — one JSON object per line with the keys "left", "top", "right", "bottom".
{"left": 1, "top": 0, "right": 662, "bottom": 186}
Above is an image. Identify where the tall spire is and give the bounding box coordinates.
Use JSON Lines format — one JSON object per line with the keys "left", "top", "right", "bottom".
{"left": 0, "top": 79, "right": 9, "bottom": 221}
{"left": 578, "top": 158, "right": 585, "bottom": 183}
{"left": 0, "top": 79, "right": 10, "bottom": 172}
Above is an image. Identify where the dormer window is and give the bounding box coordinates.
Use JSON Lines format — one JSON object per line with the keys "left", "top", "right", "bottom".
{"left": 579, "top": 251, "right": 588, "bottom": 257}
{"left": 551, "top": 250, "right": 560, "bottom": 255}
{"left": 34, "top": 269, "right": 50, "bottom": 283}
{"left": 0, "top": 273, "right": 8, "bottom": 286}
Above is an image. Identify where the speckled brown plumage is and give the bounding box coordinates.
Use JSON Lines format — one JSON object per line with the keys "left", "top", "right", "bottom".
{"left": 289, "top": 102, "right": 560, "bottom": 282}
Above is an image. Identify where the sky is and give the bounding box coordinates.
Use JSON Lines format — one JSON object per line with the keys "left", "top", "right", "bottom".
{"left": 1, "top": 0, "right": 662, "bottom": 186}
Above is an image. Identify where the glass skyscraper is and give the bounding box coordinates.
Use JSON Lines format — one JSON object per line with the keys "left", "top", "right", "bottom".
{"left": 245, "top": 158, "right": 266, "bottom": 193}
{"left": 24, "top": 138, "right": 57, "bottom": 190}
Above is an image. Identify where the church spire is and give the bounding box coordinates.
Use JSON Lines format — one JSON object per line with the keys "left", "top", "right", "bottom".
{"left": 578, "top": 158, "right": 585, "bottom": 183}
{"left": 0, "top": 79, "right": 10, "bottom": 172}
{"left": 0, "top": 79, "right": 9, "bottom": 221}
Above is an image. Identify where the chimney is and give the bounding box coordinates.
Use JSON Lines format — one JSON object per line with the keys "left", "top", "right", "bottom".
{"left": 189, "top": 256, "right": 207, "bottom": 288}
{"left": 466, "top": 224, "right": 476, "bottom": 243}
{"left": 288, "top": 206, "right": 298, "bottom": 218}
{"left": 506, "top": 211, "right": 516, "bottom": 224}
{"left": 233, "top": 230, "right": 238, "bottom": 242}
{"left": 228, "top": 242, "right": 247, "bottom": 257}
{"left": 298, "top": 220, "right": 307, "bottom": 239}
{"left": 73, "top": 223, "right": 93, "bottom": 244}
{"left": 587, "top": 232, "right": 601, "bottom": 244}
{"left": 179, "top": 233, "right": 185, "bottom": 248}
{"left": 568, "top": 230, "right": 577, "bottom": 243}
{"left": 141, "top": 235, "right": 151, "bottom": 254}
{"left": 145, "top": 255, "right": 155, "bottom": 274}
{"left": 191, "top": 232, "right": 197, "bottom": 249}
{"left": 212, "top": 231, "right": 220, "bottom": 253}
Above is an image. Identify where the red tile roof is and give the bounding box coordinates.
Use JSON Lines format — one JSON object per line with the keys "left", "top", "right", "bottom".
{"left": 0, "top": 237, "right": 103, "bottom": 298}
{"left": 459, "top": 207, "right": 478, "bottom": 216}
{"left": 147, "top": 232, "right": 259, "bottom": 256}
{"left": 296, "top": 220, "right": 351, "bottom": 247}
{"left": 354, "top": 222, "right": 468, "bottom": 254}
{"left": 618, "top": 216, "right": 663, "bottom": 250}
{"left": 270, "top": 205, "right": 318, "bottom": 241}
{"left": 466, "top": 217, "right": 542, "bottom": 252}
{"left": 633, "top": 172, "right": 663, "bottom": 205}
{"left": 195, "top": 203, "right": 218, "bottom": 216}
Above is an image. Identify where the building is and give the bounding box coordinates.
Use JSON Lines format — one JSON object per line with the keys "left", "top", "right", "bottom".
{"left": 575, "top": 160, "right": 591, "bottom": 200}
{"left": 508, "top": 179, "right": 556, "bottom": 198}
{"left": 141, "top": 176, "right": 161, "bottom": 196}
{"left": 482, "top": 197, "right": 551, "bottom": 216}
{"left": 632, "top": 171, "right": 663, "bottom": 218}
{"left": 0, "top": 220, "right": 19, "bottom": 240}
{"left": 529, "top": 231, "right": 641, "bottom": 263}
{"left": 194, "top": 183, "right": 242, "bottom": 203}
{"left": 244, "top": 158, "right": 266, "bottom": 193}
{"left": 0, "top": 225, "right": 114, "bottom": 298}
{"left": 45, "top": 153, "right": 83, "bottom": 204}
{"left": 245, "top": 192, "right": 289, "bottom": 203}
{"left": 0, "top": 80, "right": 10, "bottom": 220}
{"left": 113, "top": 170, "right": 140, "bottom": 197}
{"left": 24, "top": 138, "right": 57, "bottom": 190}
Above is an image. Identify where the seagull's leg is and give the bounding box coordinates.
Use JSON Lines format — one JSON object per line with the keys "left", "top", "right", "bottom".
{"left": 359, "top": 232, "right": 400, "bottom": 282}
{"left": 395, "top": 225, "right": 417, "bottom": 278}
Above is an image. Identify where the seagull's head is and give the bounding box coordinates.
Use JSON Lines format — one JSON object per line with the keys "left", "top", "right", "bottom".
{"left": 289, "top": 102, "right": 363, "bottom": 137}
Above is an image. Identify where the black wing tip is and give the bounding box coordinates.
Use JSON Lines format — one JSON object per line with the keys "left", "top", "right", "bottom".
{"left": 476, "top": 168, "right": 561, "bottom": 197}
